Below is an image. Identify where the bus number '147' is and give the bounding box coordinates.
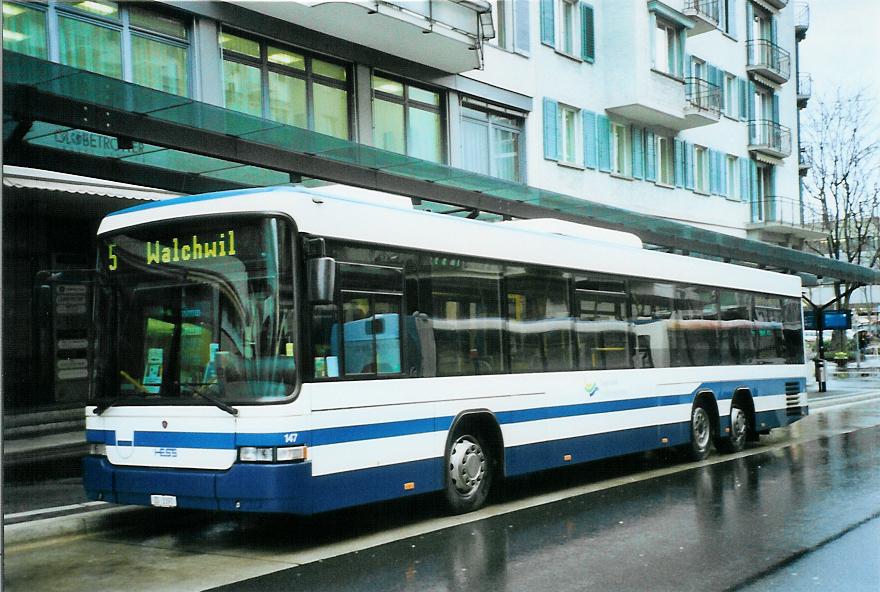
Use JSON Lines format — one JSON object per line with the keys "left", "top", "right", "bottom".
{"left": 284, "top": 433, "right": 298, "bottom": 443}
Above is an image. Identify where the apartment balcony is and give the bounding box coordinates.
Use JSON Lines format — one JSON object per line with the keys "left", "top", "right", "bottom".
{"left": 234, "top": 0, "right": 495, "bottom": 73}
{"left": 797, "top": 72, "right": 812, "bottom": 108}
{"left": 795, "top": 2, "right": 810, "bottom": 40}
{"left": 799, "top": 146, "right": 811, "bottom": 176}
{"left": 749, "top": 120, "right": 792, "bottom": 158}
{"left": 683, "top": 77, "right": 721, "bottom": 125}
{"left": 682, "top": 0, "right": 719, "bottom": 36}
{"left": 763, "top": 0, "right": 789, "bottom": 9}
{"left": 607, "top": 72, "right": 720, "bottom": 131}
{"left": 746, "top": 40, "right": 791, "bottom": 84}
{"left": 747, "top": 196, "right": 825, "bottom": 241}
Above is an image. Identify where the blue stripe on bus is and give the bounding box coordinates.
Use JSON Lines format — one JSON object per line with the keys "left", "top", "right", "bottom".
{"left": 87, "top": 377, "right": 806, "bottom": 450}
{"left": 134, "top": 431, "right": 235, "bottom": 449}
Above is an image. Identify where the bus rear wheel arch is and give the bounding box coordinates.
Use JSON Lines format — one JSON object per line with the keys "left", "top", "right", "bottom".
{"left": 443, "top": 411, "right": 503, "bottom": 514}
{"left": 716, "top": 390, "right": 756, "bottom": 454}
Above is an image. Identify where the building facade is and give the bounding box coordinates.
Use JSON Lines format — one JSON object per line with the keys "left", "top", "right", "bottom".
{"left": 2, "top": 0, "right": 812, "bottom": 413}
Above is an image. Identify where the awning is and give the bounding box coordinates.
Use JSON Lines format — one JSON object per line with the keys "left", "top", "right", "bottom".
{"left": 2, "top": 165, "right": 179, "bottom": 201}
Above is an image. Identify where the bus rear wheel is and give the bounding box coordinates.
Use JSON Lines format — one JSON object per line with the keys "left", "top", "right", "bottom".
{"left": 444, "top": 432, "right": 493, "bottom": 514}
{"left": 687, "top": 405, "right": 713, "bottom": 461}
{"left": 717, "top": 402, "right": 749, "bottom": 453}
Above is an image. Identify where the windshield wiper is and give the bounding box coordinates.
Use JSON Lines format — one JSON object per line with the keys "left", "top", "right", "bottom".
{"left": 190, "top": 383, "right": 239, "bottom": 416}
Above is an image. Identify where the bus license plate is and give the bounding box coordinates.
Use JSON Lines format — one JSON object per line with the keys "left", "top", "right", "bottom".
{"left": 150, "top": 494, "right": 177, "bottom": 508}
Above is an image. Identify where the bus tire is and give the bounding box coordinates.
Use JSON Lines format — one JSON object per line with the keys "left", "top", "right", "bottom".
{"left": 444, "top": 431, "right": 493, "bottom": 514}
{"left": 717, "top": 401, "right": 749, "bottom": 454}
{"left": 687, "top": 404, "right": 713, "bottom": 461}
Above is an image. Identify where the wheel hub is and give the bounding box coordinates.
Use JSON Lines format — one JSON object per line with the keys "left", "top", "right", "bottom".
{"left": 731, "top": 407, "right": 747, "bottom": 441}
{"left": 449, "top": 437, "right": 485, "bottom": 496}
{"left": 693, "top": 408, "right": 710, "bottom": 449}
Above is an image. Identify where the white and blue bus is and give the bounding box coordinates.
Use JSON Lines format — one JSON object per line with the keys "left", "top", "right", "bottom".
{"left": 84, "top": 185, "right": 808, "bottom": 515}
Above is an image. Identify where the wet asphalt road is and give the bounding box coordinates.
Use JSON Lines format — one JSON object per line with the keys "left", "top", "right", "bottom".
{"left": 5, "top": 399, "right": 880, "bottom": 592}
{"left": 209, "top": 404, "right": 880, "bottom": 592}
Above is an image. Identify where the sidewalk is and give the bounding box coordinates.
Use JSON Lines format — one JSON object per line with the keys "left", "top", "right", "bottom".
{"left": 5, "top": 374, "right": 880, "bottom": 546}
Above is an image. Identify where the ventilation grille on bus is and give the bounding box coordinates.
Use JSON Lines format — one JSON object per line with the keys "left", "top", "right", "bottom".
{"left": 785, "top": 381, "right": 801, "bottom": 416}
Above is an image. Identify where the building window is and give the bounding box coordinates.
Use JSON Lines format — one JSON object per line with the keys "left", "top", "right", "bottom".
{"left": 611, "top": 122, "right": 630, "bottom": 176}
{"left": 53, "top": 2, "right": 189, "bottom": 95}
{"left": 726, "top": 155, "right": 738, "bottom": 198}
{"left": 489, "top": 0, "right": 512, "bottom": 50}
{"left": 560, "top": 104, "right": 581, "bottom": 165}
{"left": 694, "top": 145, "right": 709, "bottom": 193}
{"left": 373, "top": 74, "right": 443, "bottom": 163}
{"left": 461, "top": 102, "right": 524, "bottom": 182}
{"left": 653, "top": 19, "right": 682, "bottom": 77}
{"left": 656, "top": 135, "right": 674, "bottom": 185}
{"left": 723, "top": 73, "right": 737, "bottom": 117}
{"left": 221, "top": 31, "right": 350, "bottom": 139}
{"left": 2, "top": 2, "right": 48, "bottom": 58}
{"left": 559, "top": 0, "right": 579, "bottom": 56}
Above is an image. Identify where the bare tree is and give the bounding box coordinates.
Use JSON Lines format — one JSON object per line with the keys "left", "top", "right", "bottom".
{"left": 803, "top": 89, "right": 880, "bottom": 349}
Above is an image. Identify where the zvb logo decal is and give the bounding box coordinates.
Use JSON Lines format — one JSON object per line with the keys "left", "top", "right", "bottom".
{"left": 585, "top": 383, "right": 599, "bottom": 397}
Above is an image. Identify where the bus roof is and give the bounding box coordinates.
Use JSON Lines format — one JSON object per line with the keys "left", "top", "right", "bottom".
{"left": 99, "top": 185, "right": 802, "bottom": 297}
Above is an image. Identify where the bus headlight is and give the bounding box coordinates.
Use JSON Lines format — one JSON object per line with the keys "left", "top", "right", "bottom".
{"left": 238, "top": 445, "right": 307, "bottom": 463}
{"left": 239, "top": 446, "right": 273, "bottom": 462}
{"left": 89, "top": 443, "right": 107, "bottom": 456}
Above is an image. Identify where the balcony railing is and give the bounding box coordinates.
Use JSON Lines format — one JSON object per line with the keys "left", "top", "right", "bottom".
{"left": 685, "top": 77, "right": 721, "bottom": 118}
{"left": 799, "top": 146, "right": 811, "bottom": 174}
{"left": 747, "top": 39, "right": 791, "bottom": 83}
{"left": 763, "top": 0, "right": 788, "bottom": 9}
{"left": 683, "top": 0, "right": 719, "bottom": 34}
{"left": 797, "top": 72, "right": 812, "bottom": 106}
{"left": 749, "top": 119, "right": 792, "bottom": 158}
{"left": 750, "top": 196, "right": 819, "bottom": 227}
{"left": 795, "top": 2, "right": 810, "bottom": 38}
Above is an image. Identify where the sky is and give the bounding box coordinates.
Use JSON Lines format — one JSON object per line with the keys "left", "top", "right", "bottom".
{"left": 798, "top": 0, "right": 880, "bottom": 102}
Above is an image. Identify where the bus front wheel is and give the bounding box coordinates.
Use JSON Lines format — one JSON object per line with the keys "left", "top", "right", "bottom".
{"left": 444, "top": 432, "right": 493, "bottom": 514}
{"left": 688, "top": 405, "right": 713, "bottom": 461}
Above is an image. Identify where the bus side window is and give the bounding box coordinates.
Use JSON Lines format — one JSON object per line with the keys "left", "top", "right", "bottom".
{"left": 339, "top": 292, "right": 403, "bottom": 376}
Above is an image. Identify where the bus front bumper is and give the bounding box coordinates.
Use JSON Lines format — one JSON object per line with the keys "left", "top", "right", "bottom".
{"left": 83, "top": 456, "right": 314, "bottom": 514}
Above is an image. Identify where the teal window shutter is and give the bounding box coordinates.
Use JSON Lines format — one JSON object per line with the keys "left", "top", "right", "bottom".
{"left": 749, "top": 160, "right": 760, "bottom": 219}
{"left": 543, "top": 98, "right": 559, "bottom": 161}
{"left": 738, "top": 77, "right": 747, "bottom": 121}
{"left": 597, "top": 114, "right": 611, "bottom": 172}
{"left": 748, "top": 81, "right": 756, "bottom": 120}
{"left": 674, "top": 139, "right": 684, "bottom": 187}
{"left": 739, "top": 157, "right": 749, "bottom": 202}
{"left": 746, "top": 2, "right": 753, "bottom": 41}
{"left": 708, "top": 149, "right": 717, "bottom": 194}
{"left": 772, "top": 93, "right": 780, "bottom": 124}
{"left": 540, "top": 0, "right": 555, "bottom": 47}
{"left": 684, "top": 142, "right": 694, "bottom": 190}
{"left": 685, "top": 54, "right": 692, "bottom": 78}
{"left": 708, "top": 64, "right": 717, "bottom": 85}
{"left": 645, "top": 130, "right": 656, "bottom": 181}
{"left": 770, "top": 16, "right": 778, "bottom": 45}
{"left": 582, "top": 110, "right": 597, "bottom": 169}
{"left": 632, "top": 127, "right": 644, "bottom": 179}
{"left": 580, "top": 3, "right": 595, "bottom": 62}
{"left": 720, "top": 154, "right": 729, "bottom": 197}
{"left": 513, "top": 0, "right": 531, "bottom": 56}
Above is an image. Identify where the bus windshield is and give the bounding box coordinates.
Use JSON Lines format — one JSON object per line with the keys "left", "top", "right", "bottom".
{"left": 95, "top": 216, "right": 296, "bottom": 405}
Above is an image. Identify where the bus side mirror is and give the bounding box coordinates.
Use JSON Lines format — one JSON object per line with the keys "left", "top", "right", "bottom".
{"left": 307, "top": 257, "right": 336, "bottom": 304}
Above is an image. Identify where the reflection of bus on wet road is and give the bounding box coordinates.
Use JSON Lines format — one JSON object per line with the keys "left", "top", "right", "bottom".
{"left": 84, "top": 185, "right": 807, "bottom": 517}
